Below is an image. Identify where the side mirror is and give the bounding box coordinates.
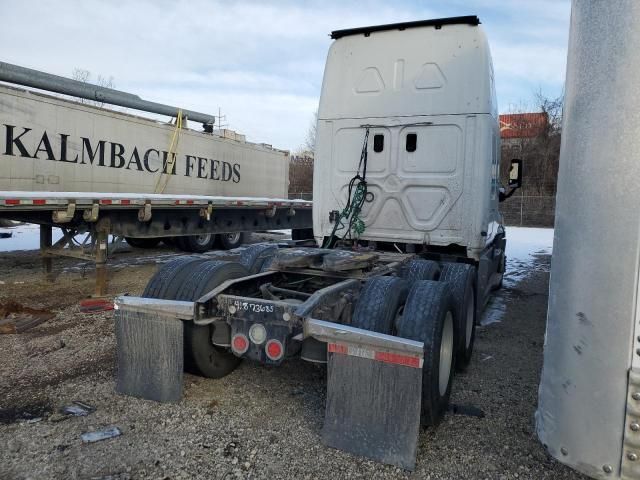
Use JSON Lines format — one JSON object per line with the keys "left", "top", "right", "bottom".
{"left": 508, "top": 159, "right": 523, "bottom": 189}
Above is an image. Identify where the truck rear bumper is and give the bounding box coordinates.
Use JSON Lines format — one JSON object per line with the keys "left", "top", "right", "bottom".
{"left": 114, "top": 296, "right": 424, "bottom": 367}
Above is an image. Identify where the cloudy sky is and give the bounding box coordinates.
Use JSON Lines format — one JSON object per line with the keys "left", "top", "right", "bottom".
{"left": 1, "top": 0, "right": 570, "bottom": 151}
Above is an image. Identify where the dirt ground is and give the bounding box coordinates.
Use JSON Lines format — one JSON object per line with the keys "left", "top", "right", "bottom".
{"left": 0, "top": 235, "right": 587, "bottom": 480}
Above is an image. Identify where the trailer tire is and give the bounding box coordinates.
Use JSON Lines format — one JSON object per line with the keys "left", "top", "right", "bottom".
{"left": 218, "top": 232, "right": 246, "bottom": 250}
{"left": 125, "top": 237, "right": 161, "bottom": 249}
{"left": 188, "top": 234, "right": 217, "bottom": 253}
{"left": 292, "top": 228, "right": 314, "bottom": 241}
{"left": 175, "top": 261, "right": 249, "bottom": 379}
{"left": 239, "top": 244, "right": 279, "bottom": 274}
{"left": 351, "top": 277, "right": 408, "bottom": 334}
{"left": 142, "top": 256, "right": 206, "bottom": 299}
{"left": 439, "top": 263, "right": 476, "bottom": 372}
{"left": 400, "top": 259, "right": 440, "bottom": 284}
{"left": 396, "top": 280, "right": 455, "bottom": 427}
{"left": 174, "top": 236, "right": 192, "bottom": 252}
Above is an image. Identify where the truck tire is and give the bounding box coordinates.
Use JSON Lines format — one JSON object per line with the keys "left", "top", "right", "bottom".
{"left": 175, "top": 261, "right": 249, "bottom": 378}
{"left": 400, "top": 259, "right": 440, "bottom": 284}
{"left": 142, "top": 256, "right": 206, "bottom": 299}
{"left": 396, "top": 280, "right": 455, "bottom": 427}
{"left": 292, "top": 228, "right": 314, "bottom": 241}
{"left": 125, "top": 237, "right": 161, "bottom": 249}
{"left": 439, "top": 263, "right": 476, "bottom": 372}
{"left": 174, "top": 236, "right": 191, "bottom": 252}
{"left": 218, "top": 232, "right": 246, "bottom": 250}
{"left": 239, "top": 243, "right": 279, "bottom": 274}
{"left": 351, "top": 276, "right": 408, "bottom": 334}
{"left": 178, "top": 234, "right": 216, "bottom": 253}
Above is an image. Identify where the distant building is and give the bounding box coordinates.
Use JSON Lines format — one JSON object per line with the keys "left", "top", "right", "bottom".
{"left": 499, "top": 113, "right": 548, "bottom": 147}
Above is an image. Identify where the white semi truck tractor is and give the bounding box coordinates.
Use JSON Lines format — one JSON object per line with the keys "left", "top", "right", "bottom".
{"left": 114, "top": 16, "right": 522, "bottom": 470}
{"left": 537, "top": 1, "right": 640, "bottom": 479}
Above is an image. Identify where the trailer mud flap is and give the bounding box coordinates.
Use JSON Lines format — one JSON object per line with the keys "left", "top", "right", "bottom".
{"left": 322, "top": 341, "right": 423, "bottom": 470}
{"left": 114, "top": 297, "right": 195, "bottom": 403}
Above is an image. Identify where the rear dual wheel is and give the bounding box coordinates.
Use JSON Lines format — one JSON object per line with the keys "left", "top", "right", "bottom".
{"left": 174, "top": 261, "right": 248, "bottom": 378}
{"left": 439, "top": 263, "right": 477, "bottom": 371}
{"left": 396, "top": 280, "right": 455, "bottom": 426}
{"left": 351, "top": 276, "right": 455, "bottom": 427}
{"left": 142, "top": 258, "right": 248, "bottom": 379}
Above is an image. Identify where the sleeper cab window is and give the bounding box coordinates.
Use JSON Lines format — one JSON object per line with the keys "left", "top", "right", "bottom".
{"left": 406, "top": 133, "right": 417, "bottom": 152}
{"left": 373, "top": 134, "right": 384, "bottom": 152}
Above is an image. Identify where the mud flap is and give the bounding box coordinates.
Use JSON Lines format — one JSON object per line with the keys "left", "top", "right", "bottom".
{"left": 322, "top": 342, "right": 423, "bottom": 470}
{"left": 114, "top": 297, "right": 194, "bottom": 403}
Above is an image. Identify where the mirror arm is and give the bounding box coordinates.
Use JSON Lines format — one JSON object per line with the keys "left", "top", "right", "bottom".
{"left": 499, "top": 187, "right": 518, "bottom": 203}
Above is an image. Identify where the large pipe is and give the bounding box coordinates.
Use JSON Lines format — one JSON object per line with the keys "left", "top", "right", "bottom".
{"left": 537, "top": 1, "right": 640, "bottom": 479}
{"left": 0, "top": 62, "right": 215, "bottom": 128}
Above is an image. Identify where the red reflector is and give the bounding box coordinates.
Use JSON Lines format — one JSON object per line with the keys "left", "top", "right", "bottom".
{"left": 186, "top": 200, "right": 194, "bottom": 205}
{"left": 327, "top": 342, "right": 423, "bottom": 369}
{"left": 327, "top": 343, "right": 348, "bottom": 355}
{"left": 100, "top": 199, "right": 112, "bottom": 205}
{"left": 120, "top": 199, "right": 131, "bottom": 205}
{"left": 33, "top": 199, "right": 46, "bottom": 205}
{"left": 265, "top": 339, "right": 284, "bottom": 361}
{"left": 5, "top": 199, "right": 20, "bottom": 205}
{"left": 232, "top": 334, "right": 249, "bottom": 354}
{"left": 374, "top": 351, "right": 422, "bottom": 369}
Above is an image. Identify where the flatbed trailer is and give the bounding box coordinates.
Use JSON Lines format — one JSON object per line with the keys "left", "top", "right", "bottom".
{"left": 0, "top": 64, "right": 313, "bottom": 294}
{"left": 0, "top": 191, "right": 311, "bottom": 294}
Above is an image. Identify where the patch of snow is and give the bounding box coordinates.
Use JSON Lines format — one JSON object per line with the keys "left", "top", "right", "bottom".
{"left": 480, "top": 227, "right": 554, "bottom": 326}
{"left": 504, "top": 227, "right": 554, "bottom": 288}
{"left": 0, "top": 223, "right": 64, "bottom": 252}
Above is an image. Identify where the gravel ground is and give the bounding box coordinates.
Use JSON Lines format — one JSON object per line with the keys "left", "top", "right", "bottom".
{"left": 0, "top": 235, "right": 588, "bottom": 480}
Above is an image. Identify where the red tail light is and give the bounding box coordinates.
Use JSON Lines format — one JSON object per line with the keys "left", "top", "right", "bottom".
{"left": 231, "top": 334, "right": 249, "bottom": 355}
{"left": 265, "top": 339, "right": 284, "bottom": 361}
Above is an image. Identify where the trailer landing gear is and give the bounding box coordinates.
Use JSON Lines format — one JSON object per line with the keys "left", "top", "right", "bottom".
{"left": 39, "top": 223, "right": 125, "bottom": 297}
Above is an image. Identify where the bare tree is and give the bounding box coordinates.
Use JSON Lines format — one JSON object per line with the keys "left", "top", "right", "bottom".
{"left": 71, "top": 68, "right": 115, "bottom": 107}
{"left": 303, "top": 110, "right": 317, "bottom": 154}
{"left": 501, "top": 90, "right": 564, "bottom": 196}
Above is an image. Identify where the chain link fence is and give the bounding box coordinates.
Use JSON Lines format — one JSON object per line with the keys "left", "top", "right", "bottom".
{"left": 501, "top": 193, "right": 556, "bottom": 227}
{"left": 289, "top": 155, "right": 314, "bottom": 200}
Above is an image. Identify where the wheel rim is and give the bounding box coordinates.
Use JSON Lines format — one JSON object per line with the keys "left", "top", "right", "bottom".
{"left": 225, "top": 232, "right": 241, "bottom": 243}
{"left": 465, "top": 291, "right": 475, "bottom": 349}
{"left": 194, "top": 234, "right": 212, "bottom": 246}
{"left": 439, "top": 312, "right": 454, "bottom": 396}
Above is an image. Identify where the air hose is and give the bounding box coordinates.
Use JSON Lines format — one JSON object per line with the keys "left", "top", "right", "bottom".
{"left": 324, "top": 128, "right": 371, "bottom": 248}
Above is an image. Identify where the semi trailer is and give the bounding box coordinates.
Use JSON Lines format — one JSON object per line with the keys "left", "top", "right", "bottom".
{"left": 0, "top": 65, "right": 312, "bottom": 294}
{"left": 114, "top": 16, "right": 522, "bottom": 470}
{"left": 537, "top": 2, "right": 640, "bottom": 479}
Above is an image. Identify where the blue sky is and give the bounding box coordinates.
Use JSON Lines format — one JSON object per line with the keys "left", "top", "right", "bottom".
{"left": 0, "top": 0, "right": 570, "bottom": 151}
